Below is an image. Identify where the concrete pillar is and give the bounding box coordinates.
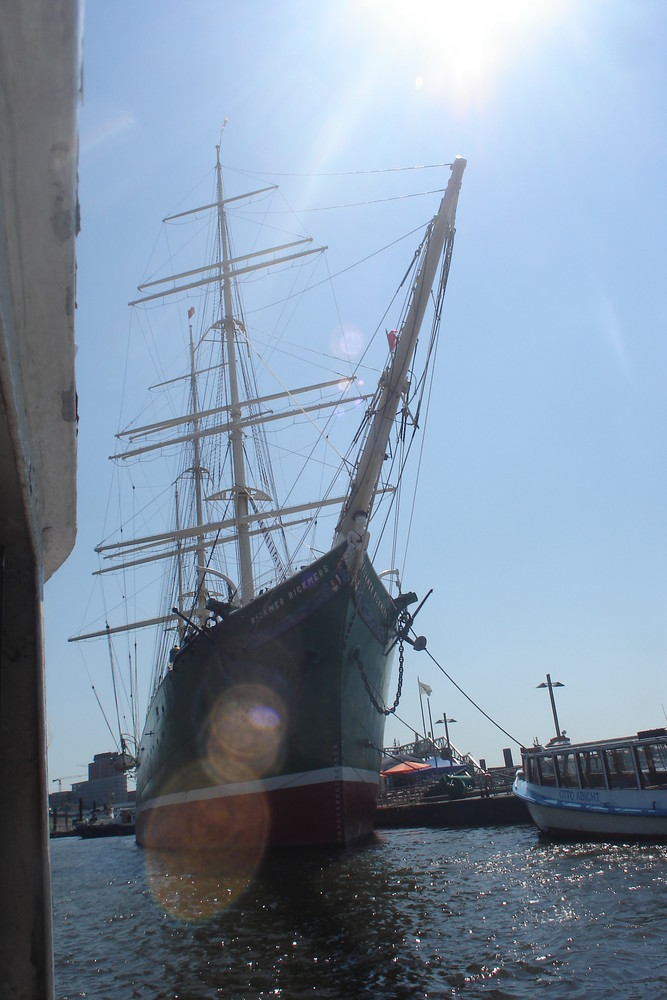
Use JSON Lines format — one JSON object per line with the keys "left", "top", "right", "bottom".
{"left": 0, "top": 4, "right": 81, "bottom": 991}
{"left": 0, "top": 417, "right": 54, "bottom": 998}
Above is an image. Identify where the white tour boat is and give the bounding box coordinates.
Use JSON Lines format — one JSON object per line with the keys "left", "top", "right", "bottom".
{"left": 513, "top": 729, "right": 667, "bottom": 838}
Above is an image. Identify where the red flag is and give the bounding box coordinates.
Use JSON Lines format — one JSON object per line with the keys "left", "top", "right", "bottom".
{"left": 386, "top": 329, "right": 397, "bottom": 352}
{"left": 187, "top": 306, "right": 195, "bottom": 320}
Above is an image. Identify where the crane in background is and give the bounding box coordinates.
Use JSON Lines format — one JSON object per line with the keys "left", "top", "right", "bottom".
{"left": 51, "top": 775, "right": 83, "bottom": 792}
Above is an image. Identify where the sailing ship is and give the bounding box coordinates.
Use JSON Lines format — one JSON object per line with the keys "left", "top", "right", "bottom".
{"left": 72, "top": 145, "right": 466, "bottom": 850}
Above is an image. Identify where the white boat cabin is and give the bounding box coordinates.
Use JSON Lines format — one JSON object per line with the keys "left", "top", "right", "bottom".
{"left": 522, "top": 730, "right": 667, "bottom": 794}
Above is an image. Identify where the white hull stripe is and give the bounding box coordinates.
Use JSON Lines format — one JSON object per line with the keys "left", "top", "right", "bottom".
{"left": 514, "top": 780, "right": 667, "bottom": 819}
{"left": 138, "top": 766, "right": 379, "bottom": 815}
{"left": 526, "top": 801, "right": 667, "bottom": 835}
{"left": 526, "top": 799, "right": 667, "bottom": 819}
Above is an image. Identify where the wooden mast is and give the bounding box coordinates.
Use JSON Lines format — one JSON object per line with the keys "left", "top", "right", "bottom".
{"left": 215, "top": 143, "right": 255, "bottom": 604}
{"left": 188, "top": 320, "right": 208, "bottom": 617}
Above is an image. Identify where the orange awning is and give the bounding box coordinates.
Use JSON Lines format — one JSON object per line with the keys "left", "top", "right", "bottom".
{"left": 380, "top": 760, "right": 431, "bottom": 777}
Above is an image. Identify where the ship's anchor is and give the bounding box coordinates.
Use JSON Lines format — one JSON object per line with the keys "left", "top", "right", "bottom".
{"left": 392, "top": 586, "right": 432, "bottom": 654}
{"left": 398, "top": 631, "right": 427, "bottom": 651}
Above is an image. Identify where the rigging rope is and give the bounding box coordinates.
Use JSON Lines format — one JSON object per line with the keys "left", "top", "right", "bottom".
{"left": 261, "top": 190, "right": 447, "bottom": 214}
{"left": 90, "top": 681, "right": 121, "bottom": 751}
{"left": 222, "top": 162, "right": 455, "bottom": 178}
{"left": 424, "top": 647, "right": 525, "bottom": 749}
{"left": 243, "top": 222, "right": 428, "bottom": 318}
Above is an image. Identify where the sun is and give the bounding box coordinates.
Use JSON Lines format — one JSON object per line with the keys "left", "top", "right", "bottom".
{"left": 351, "top": 0, "right": 571, "bottom": 113}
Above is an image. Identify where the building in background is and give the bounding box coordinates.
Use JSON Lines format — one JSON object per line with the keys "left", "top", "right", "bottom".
{"left": 49, "top": 753, "right": 136, "bottom": 835}
{"left": 72, "top": 753, "right": 130, "bottom": 812}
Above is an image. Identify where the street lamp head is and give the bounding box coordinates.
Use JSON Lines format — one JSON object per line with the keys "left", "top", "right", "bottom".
{"left": 537, "top": 674, "right": 565, "bottom": 740}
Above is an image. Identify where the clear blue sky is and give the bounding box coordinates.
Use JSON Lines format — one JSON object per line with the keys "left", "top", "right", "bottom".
{"left": 46, "top": 0, "right": 667, "bottom": 786}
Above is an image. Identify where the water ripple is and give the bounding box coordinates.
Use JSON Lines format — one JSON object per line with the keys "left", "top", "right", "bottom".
{"left": 51, "top": 826, "right": 667, "bottom": 998}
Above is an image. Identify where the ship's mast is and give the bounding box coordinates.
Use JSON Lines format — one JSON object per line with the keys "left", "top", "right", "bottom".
{"left": 174, "top": 482, "right": 184, "bottom": 617}
{"left": 334, "top": 156, "right": 466, "bottom": 550}
{"left": 188, "top": 322, "right": 208, "bottom": 615}
{"left": 71, "top": 149, "right": 337, "bottom": 646}
{"left": 215, "top": 145, "right": 255, "bottom": 604}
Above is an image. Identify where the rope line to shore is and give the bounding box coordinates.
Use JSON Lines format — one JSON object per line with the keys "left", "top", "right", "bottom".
{"left": 425, "top": 648, "right": 526, "bottom": 749}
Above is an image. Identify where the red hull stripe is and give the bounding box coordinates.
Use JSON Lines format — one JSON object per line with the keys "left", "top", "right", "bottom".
{"left": 136, "top": 770, "right": 380, "bottom": 847}
{"left": 137, "top": 765, "right": 379, "bottom": 813}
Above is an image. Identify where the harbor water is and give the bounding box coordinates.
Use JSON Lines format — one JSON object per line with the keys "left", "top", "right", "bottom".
{"left": 51, "top": 824, "right": 667, "bottom": 999}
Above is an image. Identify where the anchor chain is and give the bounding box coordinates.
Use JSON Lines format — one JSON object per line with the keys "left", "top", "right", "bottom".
{"left": 351, "top": 609, "right": 412, "bottom": 716}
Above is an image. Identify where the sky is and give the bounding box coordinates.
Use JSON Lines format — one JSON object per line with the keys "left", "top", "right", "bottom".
{"left": 45, "top": 0, "right": 667, "bottom": 789}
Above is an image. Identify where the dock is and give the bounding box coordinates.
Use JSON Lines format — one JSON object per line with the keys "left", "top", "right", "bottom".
{"left": 375, "top": 791, "right": 530, "bottom": 830}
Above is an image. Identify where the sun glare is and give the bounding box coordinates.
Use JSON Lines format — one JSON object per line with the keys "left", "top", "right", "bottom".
{"left": 353, "top": 0, "right": 571, "bottom": 112}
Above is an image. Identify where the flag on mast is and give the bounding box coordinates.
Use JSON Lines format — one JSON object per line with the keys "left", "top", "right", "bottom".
{"left": 188, "top": 306, "right": 195, "bottom": 320}
{"left": 418, "top": 679, "right": 432, "bottom": 697}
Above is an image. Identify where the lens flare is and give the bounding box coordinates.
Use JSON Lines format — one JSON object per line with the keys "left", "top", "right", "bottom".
{"left": 144, "top": 843, "right": 259, "bottom": 922}
{"left": 141, "top": 758, "right": 270, "bottom": 920}
{"left": 331, "top": 324, "right": 364, "bottom": 361}
{"left": 204, "top": 682, "right": 286, "bottom": 784}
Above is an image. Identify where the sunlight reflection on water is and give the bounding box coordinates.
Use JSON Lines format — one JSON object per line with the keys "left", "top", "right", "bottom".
{"left": 51, "top": 826, "right": 667, "bottom": 999}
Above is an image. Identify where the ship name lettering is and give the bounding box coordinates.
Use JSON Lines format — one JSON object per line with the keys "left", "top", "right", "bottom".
{"left": 576, "top": 790, "right": 600, "bottom": 803}
{"left": 250, "top": 596, "right": 286, "bottom": 625}
{"left": 559, "top": 789, "right": 600, "bottom": 803}
{"left": 287, "top": 565, "right": 329, "bottom": 601}
{"left": 359, "top": 564, "right": 388, "bottom": 620}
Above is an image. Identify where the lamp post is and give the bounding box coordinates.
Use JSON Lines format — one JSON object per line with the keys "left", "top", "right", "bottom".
{"left": 426, "top": 697, "right": 435, "bottom": 741}
{"left": 537, "top": 673, "right": 564, "bottom": 741}
{"left": 435, "top": 713, "right": 457, "bottom": 754}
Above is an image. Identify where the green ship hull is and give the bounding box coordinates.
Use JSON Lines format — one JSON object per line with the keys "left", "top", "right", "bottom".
{"left": 135, "top": 543, "right": 400, "bottom": 849}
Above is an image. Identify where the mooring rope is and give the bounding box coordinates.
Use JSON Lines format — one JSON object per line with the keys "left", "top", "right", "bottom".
{"left": 424, "top": 647, "right": 525, "bottom": 749}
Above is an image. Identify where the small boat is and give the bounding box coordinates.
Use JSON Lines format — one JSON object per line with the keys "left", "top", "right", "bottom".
{"left": 71, "top": 141, "right": 466, "bottom": 851}
{"left": 78, "top": 805, "right": 136, "bottom": 839}
{"left": 513, "top": 728, "right": 667, "bottom": 838}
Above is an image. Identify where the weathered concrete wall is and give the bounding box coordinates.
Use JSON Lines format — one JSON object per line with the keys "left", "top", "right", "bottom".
{"left": 0, "top": 2, "right": 81, "bottom": 997}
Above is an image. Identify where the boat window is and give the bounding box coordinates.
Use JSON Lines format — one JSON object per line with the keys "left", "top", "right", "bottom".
{"left": 635, "top": 742, "right": 667, "bottom": 788}
{"left": 524, "top": 756, "right": 538, "bottom": 783}
{"left": 603, "top": 746, "right": 639, "bottom": 789}
{"left": 555, "top": 751, "right": 579, "bottom": 788}
{"left": 577, "top": 749, "right": 606, "bottom": 789}
{"left": 537, "top": 755, "right": 557, "bottom": 787}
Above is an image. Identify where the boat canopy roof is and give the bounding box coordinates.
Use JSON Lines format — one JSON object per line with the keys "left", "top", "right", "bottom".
{"left": 524, "top": 728, "right": 667, "bottom": 756}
